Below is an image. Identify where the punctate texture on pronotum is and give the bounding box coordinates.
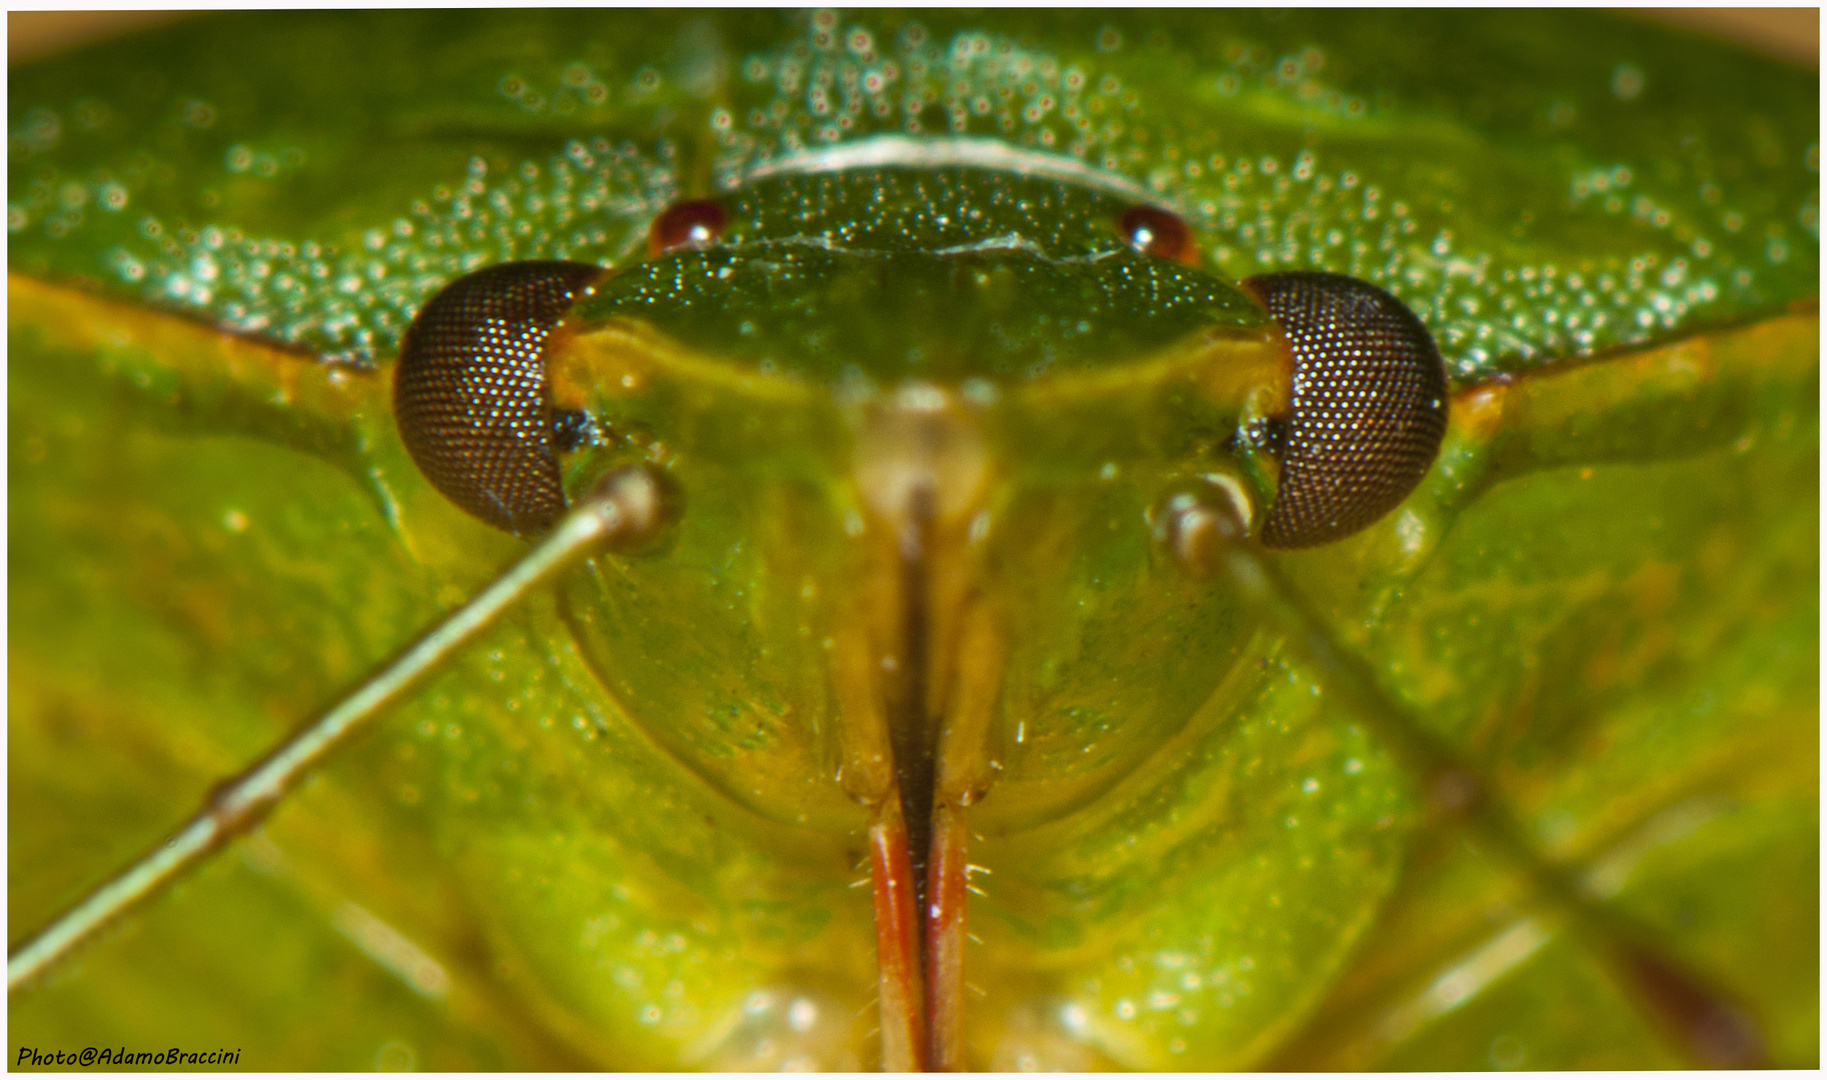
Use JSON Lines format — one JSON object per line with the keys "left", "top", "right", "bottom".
{"left": 8, "top": 10, "right": 1816, "bottom": 1071}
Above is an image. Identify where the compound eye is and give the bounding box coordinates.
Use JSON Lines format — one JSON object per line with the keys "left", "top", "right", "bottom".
{"left": 648, "top": 198, "right": 730, "bottom": 257}
{"left": 1241, "top": 271, "right": 1449, "bottom": 549}
{"left": 394, "top": 260, "right": 605, "bottom": 535}
{"left": 1118, "top": 204, "right": 1197, "bottom": 265}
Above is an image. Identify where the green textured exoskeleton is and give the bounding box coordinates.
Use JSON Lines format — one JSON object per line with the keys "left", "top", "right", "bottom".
{"left": 8, "top": 10, "right": 1816, "bottom": 1070}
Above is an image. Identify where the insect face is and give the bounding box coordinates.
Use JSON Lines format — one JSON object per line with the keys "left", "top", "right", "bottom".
{"left": 12, "top": 9, "right": 1815, "bottom": 1071}
{"left": 399, "top": 166, "right": 1458, "bottom": 553}
{"left": 383, "top": 157, "right": 1463, "bottom": 1065}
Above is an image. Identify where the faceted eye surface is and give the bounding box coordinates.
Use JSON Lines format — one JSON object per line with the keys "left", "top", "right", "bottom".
{"left": 393, "top": 260, "right": 604, "bottom": 534}
{"left": 1242, "top": 271, "right": 1449, "bottom": 549}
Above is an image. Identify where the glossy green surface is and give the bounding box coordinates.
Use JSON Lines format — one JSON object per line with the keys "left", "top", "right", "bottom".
{"left": 575, "top": 170, "right": 1266, "bottom": 382}
{"left": 8, "top": 10, "right": 1815, "bottom": 375}
{"left": 9, "top": 9, "right": 1818, "bottom": 1070}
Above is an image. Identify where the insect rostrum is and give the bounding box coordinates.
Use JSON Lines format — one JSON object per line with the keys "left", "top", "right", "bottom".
{"left": 9, "top": 10, "right": 1816, "bottom": 1070}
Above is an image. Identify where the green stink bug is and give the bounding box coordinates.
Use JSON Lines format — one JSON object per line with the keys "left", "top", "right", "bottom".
{"left": 8, "top": 10, "right": 1817, "bottom": 1069}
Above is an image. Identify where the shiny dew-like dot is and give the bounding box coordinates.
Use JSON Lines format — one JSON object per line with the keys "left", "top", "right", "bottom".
{"left": 648, "top": 198, "right": 730, "bottom": 257}
{"left": 1118, "top": 204, "right": 1197, "bottom": 265}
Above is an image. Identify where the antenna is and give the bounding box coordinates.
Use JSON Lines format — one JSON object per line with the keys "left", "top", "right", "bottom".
{"left": 8, "top": 467, "right": 668, "bottom": 991}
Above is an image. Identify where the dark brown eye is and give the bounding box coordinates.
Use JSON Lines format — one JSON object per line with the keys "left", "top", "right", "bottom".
{"left": 648, "top": 198, "right": 729, "bottom": 257}
{"left": 393, "top": 260, "right": 605, "bottom": 535}
{"left": 1241, "top": 271, "right": 1449, "bottom": 549}
{"left": 1119, "top": 205, "right": 1197, "bottom": 265}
